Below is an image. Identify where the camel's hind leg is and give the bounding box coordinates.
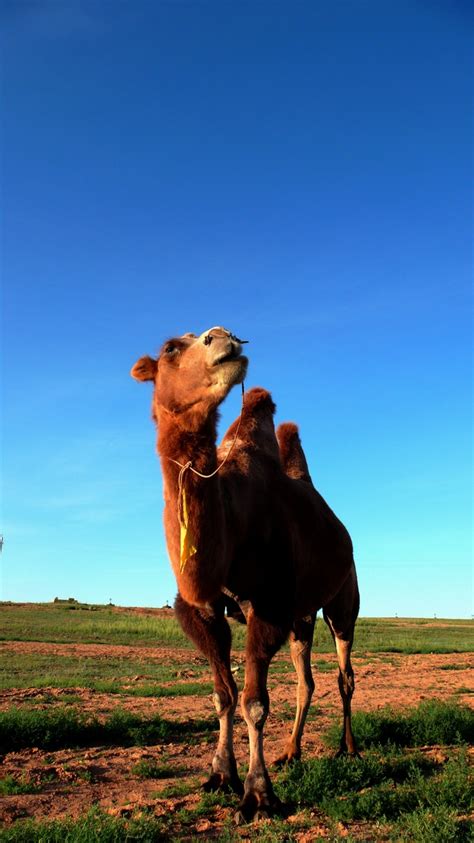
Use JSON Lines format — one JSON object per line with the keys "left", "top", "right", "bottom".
{"left": 174, "top": 594, "right": 242, "bottom": 794}
{"left": 275, "top": 613, "right": 316, "bottom": 765}
{"left": 323, "top": 565, "right": 360, "bottom": 756}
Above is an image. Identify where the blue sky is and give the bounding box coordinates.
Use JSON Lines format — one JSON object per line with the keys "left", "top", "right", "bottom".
{"left": 2, "top": 1, "right": 472, "bottom": 617}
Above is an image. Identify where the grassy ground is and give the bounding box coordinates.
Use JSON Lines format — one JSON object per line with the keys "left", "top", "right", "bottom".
{"left": 0, "top": 650, "right": 212, "bottom": 696}
{"left": 0, "top": 703, "right": 472, "bottom": 841}
{"left": 1, "top": 602, "right": 472, "bottom": 653}
{"left": 0, "top": 603, "right": 472, "bottom": 841}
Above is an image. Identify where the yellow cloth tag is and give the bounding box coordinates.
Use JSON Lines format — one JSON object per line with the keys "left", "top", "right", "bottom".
{"left": 179, "top": 487, "right": 197, "bottom": 573}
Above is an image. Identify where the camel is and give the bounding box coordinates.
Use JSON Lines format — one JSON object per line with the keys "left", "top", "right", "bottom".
{"left": 131, "top": 326, "right": 359, "bottom": 823}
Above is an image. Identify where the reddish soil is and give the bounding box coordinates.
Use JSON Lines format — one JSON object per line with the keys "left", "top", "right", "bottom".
{"left": 1, "top": 642, "right": 473, "bottom": 839}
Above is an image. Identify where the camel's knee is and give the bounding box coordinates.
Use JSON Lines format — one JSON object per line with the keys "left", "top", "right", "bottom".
{"left": 213, "top": 687, "right": 237, "bottom": 717}
{"left": 303, "top": 674, "right": 315, "bottom": 699}
{"left": 242, "top": 697, "right": 268, "bottom": 730}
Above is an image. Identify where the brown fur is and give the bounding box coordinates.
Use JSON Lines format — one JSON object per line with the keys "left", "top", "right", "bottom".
{"left": 276, "top": 422, "right": 312, "bottom": 483}
{"left": 131, "top": 327, "right": 360, "bottom": 820}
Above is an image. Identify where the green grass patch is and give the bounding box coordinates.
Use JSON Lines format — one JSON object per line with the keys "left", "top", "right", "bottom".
{"left": 278, "top": 747, "right": 472, "bottom": 825}
{"left": 268, "top": 660, "right": 293, "bottom": 676}
{"left": 0, "top": 808, "right": 168, "bottom": 842}
{"left": 325, "top": 700, "right": 474, "bottom": 750}
{"left": 131, "top": 759, "right": 178, "bottom": 779}
{"left": 278, "top": 749, "right": 437, "bottom": 807}
{"left": 313, "top": 659, "right": 338, "bottom": 672}
{"left": 155, "top": 778, "right": 198, "bottom": 798}
{"left": 174, "top": 790, "right": 235, "bottom": 823}
{"left": 391, "top": 806, "right": 473, "bottom": 842}
{"left": 0, "top": 775, "right": 40, "bottom": 796}
{"left": 278, "top": 702, "right": 474, "bottom": 837}
{"left": 0, "top": 706, "right": 216, "bottom": 753}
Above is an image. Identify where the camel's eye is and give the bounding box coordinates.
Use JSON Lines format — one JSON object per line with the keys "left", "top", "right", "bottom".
{"left": 161, "top": 337, "right": 186, "bottom": 359}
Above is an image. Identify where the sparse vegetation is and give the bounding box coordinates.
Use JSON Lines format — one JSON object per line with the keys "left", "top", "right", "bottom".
{"left": 277, "top": 746, "right": 472, "bottom": 828}
{"left": 0, "top": 808, "right": 169, "bottom": 842}
{"left": 0, "top": 604, "right": 472, "bottom": 841}
{"left": 392, "top": 805, "right": 472, "bottom": 842}
{"left": 0, "top": 706, "right": 216, "bottom": 753}
{"left": 131, "top": 758, "right": 177, "bottom": 779}
{"left": 0, "top": 775, "right": 40, "bottom": 796}
{"left": 0, "top": 650, "right": 210, "bottom": 693}
{"left": 324, "top": 699, "right": 474, "bottom": 750}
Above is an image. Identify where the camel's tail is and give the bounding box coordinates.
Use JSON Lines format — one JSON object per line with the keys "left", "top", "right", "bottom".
{"left": 276, "top": 422, "right": 313, "bottom": 484}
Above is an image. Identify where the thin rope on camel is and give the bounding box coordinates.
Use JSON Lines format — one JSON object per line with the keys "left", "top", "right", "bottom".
{"left": 167, "top": 381, "right": 246, "bottom": 561}
{"left": 168, "top": 380, "right": 245, "bottom": 481}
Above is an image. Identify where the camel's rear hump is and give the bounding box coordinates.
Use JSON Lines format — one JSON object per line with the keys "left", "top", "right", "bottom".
{"left": 276, "top": 422, "right": 313, "bottom": 484}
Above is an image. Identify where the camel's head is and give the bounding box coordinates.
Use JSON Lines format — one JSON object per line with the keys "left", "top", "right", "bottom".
{"left": 131, "top": 327, "right": 248, "bottom": 419}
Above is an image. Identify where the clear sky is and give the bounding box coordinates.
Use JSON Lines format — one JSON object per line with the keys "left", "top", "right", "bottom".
{"left": 2, "top": 1, "right": 472, "bottom": 617}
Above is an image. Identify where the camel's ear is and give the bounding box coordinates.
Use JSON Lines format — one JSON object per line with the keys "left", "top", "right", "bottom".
{"left": 130, "top": 355, "right": 158, "bottom": 382}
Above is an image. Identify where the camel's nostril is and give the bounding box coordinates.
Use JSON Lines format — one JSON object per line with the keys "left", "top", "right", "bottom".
{"left": 203, "top": 328, "right": 248, "bottom": 348}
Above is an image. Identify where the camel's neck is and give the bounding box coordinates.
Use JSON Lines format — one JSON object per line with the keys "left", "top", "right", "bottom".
{"left": 157, "top": 409, "right": 218, "bottom": 472}
{"left": 157, "top": 410, "right": 228, "bottom": 607}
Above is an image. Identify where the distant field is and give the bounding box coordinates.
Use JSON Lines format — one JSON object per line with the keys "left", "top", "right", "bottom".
{"left": 0, "top": 601, "right": 472, "bottom": 653}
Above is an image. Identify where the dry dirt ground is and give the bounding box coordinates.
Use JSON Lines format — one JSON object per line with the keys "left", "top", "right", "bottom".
{"left": 1, "top": 641, "right": 473, "bottom": 838}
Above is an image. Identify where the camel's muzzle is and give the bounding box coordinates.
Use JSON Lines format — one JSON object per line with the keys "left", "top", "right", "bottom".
{"left": 212, "top": 345, "right": 245, "bottom": 366}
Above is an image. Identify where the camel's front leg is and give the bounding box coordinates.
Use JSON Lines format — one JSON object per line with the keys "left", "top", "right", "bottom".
{"left": 174, "top": 595, "right": 242, "bottom": 794}
{"left": 236, "top": 610, "right": 288, "bottom": 824}
{"left": 275, "top": 613, "right": 316, "bottom": 765}
{"left": 206, "top": 661, "right": 241, "bottom": 794}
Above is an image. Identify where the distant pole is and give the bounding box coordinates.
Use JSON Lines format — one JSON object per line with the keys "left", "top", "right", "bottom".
{"left": 0, "top": 535, "right": 3, "bottom": 553}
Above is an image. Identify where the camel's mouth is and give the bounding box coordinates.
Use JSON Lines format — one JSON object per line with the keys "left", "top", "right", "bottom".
{"left": 212, "top": 347, "right": 245, "bottom": 366}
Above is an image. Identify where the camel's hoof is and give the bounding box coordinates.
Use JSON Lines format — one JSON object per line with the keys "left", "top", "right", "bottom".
{"left": 335, "top": 748, "right": 362, "bottom": 760}
{"left": 203, "top": 771, "right": 243, "bottom": 796}
{"left": 274, "top": 753, "right": 300, "bottom": 769}
{"left": 234, "top": 810, "right": 247, "bottom": 826}
{"left": 234, "top": 808, "right": 271, "bottom": 826}
{"left": 234, "top": 793, "right": 282, "bottom": 824}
